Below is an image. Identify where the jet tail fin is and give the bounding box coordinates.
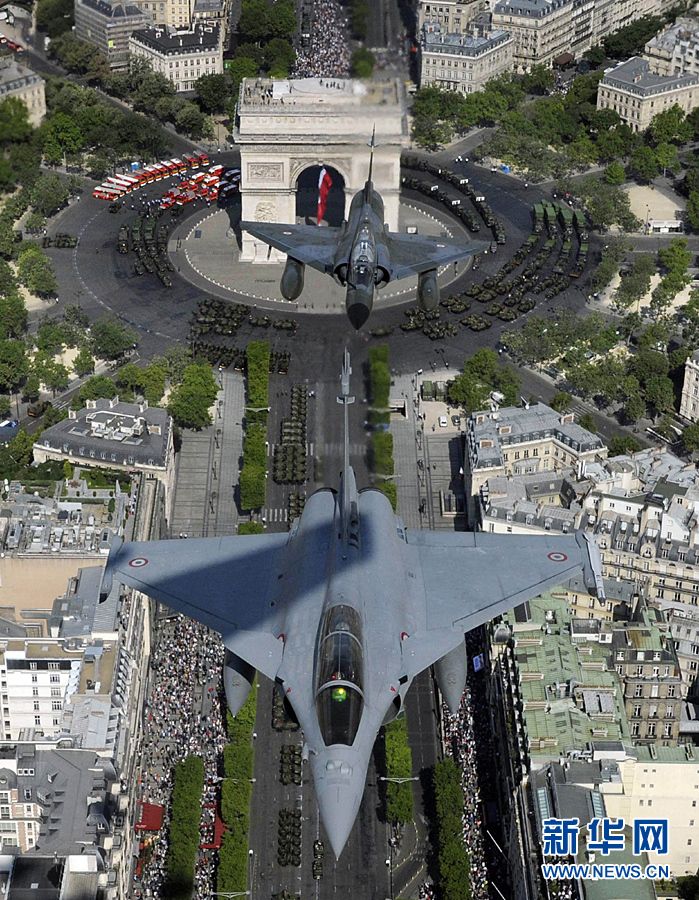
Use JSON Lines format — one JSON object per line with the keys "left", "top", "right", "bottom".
{"left": 337, "top": 349, "right": 357, "bottom": 545}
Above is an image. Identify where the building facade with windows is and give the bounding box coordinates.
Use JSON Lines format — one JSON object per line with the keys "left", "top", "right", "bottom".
{"left": 419, "top": 24, "right": 515, "bottom": 92}
{"left": 645, "top": 17, "right": 699, "bottom": 77}
{"left": 680, "top": 348, "right": 699, "bottom": 422}
{"left": 74, "top": 0, "right": 152, "bottom": 69}
{"left": 0, "top": 59, "right": 46, "bottom": 128}
{"left": 417, "top": 0, "right": 489, "bottom": 34}
{"left": 466, "top": 402, "right": 606, "bottom": 496}
{"left": 597, "top": 57, "right": 699, "bottom": 132}
{"left": 491, "top": 0, "right": 595, "bottom": 70}
{"left": 128, "top": 22, "right": 222, "bottom": 90}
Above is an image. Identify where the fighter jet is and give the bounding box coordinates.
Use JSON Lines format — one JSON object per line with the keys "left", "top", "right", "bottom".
{"left": 241, "top": 131, "right": 489, "bottom": 329}
{"left": 100, "top": 352, "right": 605, "bottom": 858}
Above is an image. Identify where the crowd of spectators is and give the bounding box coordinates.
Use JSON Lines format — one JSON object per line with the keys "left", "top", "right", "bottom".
{"left": 292, "top": 0, "right": 351, "bottom": 77}
{"left": 133, "top": 616, "right": 226, "bottom": 900}
{"left": 443, "top": 636, "right": 490, "bottom": 900}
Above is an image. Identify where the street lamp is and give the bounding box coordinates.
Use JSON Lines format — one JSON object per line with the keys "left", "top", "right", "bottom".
{"left": 245, "top": 406, "right": 271, "bottom": 413}
{"left": 378, "top": 775, "right": 419, "bottom": 783}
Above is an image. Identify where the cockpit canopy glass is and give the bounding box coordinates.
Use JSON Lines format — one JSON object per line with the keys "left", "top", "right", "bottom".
{"left": 316, "top": 605, "right": 364, "bottom": 746}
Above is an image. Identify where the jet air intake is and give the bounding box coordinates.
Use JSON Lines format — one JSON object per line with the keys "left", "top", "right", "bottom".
{"left": 434, "top": 641, "right": 468, "bottom": 714}
{"left": 417, "top": 270, "right": 439, "bottom": 311}
{"left": 280, "top": 257, "right": 305, "bottom": 301}
{"left": 223, "top": 649, "right": 255, "bottom": 716}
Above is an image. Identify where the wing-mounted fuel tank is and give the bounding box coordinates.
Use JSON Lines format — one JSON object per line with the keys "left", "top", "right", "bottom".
{"left": 434, "top": 640, "right": 468, "bottom": 713}
{"left": 223, "top": 649, "right": 256, "bottom": 716}
{"left": 280, "top": 257, "right": 305, "bottom": 301}
{"left": 417, "top": 270, "right": 439, "bottom": 311}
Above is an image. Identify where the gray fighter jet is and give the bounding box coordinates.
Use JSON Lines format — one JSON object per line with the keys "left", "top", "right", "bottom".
{"left": 241, "top": 132, "right": 489, "bottom": 329}
{"left": 100, "top": 352, "right": 605, "bottom": 858}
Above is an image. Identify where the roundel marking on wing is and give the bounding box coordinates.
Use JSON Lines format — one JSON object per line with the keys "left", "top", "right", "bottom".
{"left": 129, "top": 557, "right": 149, "bottom": 568}
{"left": 547, "top": 552, "right": 568, "bottom": 563}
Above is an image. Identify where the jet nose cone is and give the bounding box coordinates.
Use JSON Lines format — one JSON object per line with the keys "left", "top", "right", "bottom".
{"left": 347, "top": 301, "right": 371, "bottom": 330}
{"left": 316, "top": 776, "right": 361, "bottom": 859}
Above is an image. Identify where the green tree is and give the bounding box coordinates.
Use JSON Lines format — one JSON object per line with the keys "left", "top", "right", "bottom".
{"left": 36, "top": 0, "right": 74, "bottom": 37}
{"left": 22, "top": 374, "right": 40, "bottom": 402}
{"left": 267, "top": 0, "right": 296, "bottom": 37}
{"left": 629, "top": 145, "right": 659, "bottom": 183}
{"left": 645, "top": 375, "right": 675, "bottom": 416}
{"left": 583, "top": 44, "right": 605, "bottom": 66}
{"left": 550, "top": 392, "right": 573, "bottom": 412}
{"left": 17, "top": 246, "right": 57, "bottom": 296}
{"left": 0, "top": 340, "right": 28, "bottom": 392}
{"left": 521, "top": 64, "right": 554, "bottom": 95}
{"left": 238, "top": 0, "right": 270, "bottom": 40}
{"left": 79, "top": 374, "right": 117, "bottom": 400}
{"left": 193, "top": 73, "right": 230, "bottom": 113}
{"left": 0, "top": 96, "right": 32, "bottom": 144}
{"left": 608, "top": 434, "right": 641, "bottom": 456}
{"left": 683, "top": 423, "right": 699, "bottom": 453}
{"left": 578, "top": 412, "right": 596, "bottom": 432}
{"left": 625, "top": 392, "right": 647, "bottom": 424}
{"left": 647, "top": 103, "right": 692, "bottom": 145}
{"left": 73, "top": 347, "right": 95, "bottom": 377}
{"left": 351, "top": 47, "right": 375, "bottom": 79}
{"left": 687, "top": 191, "right": 699, "bottom": 232}
{"left": 604, "top": 161, "right": 626, "bottom": 185}
{"left": 167, "top": 364, "right": 218, "bottom": 429}
{"left": 91, "top": 316, "right": 137, "bottom": 359}
{"left": 30, "top": 174, "right": 70, "bottom": 216}
{"left": 655, "top": 141, "right": 681, "bottom": 176}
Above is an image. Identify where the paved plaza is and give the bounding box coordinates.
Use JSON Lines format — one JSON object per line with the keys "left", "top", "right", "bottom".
{"left": 171, "top": 200, "right": 474, "bottom": 313}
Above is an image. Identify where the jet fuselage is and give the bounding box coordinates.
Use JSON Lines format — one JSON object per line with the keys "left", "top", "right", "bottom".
{"left": 271, "top": 483, "right": 418, "bottom": 857}
{"left": 331, "top": 183, "right": 391, "bottom": 329}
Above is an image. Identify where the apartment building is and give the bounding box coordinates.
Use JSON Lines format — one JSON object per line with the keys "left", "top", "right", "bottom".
{"left": 420, "top": 23, "right": 515, "bottom": 92}
{"left": 128, "top": 22, "right": 223, "bottom": 90}
{"left": 74, "top": 0, "right": 152, "bottom": 69}
{"left": 0, "top": 59, "right": 45, "bottom": 128}
{"left": 418, "top": 0, "right": 489, "bottom": 34}
{"left": 597, "top": 57, "right": 699, "bottom": 131}
{"left": 680, "top": 348, "right": 699, "bottom": 422}
{"left": 479, "top": 470, "right": 580, "bottom": 534}
{"left": 646, "top": 17, "right": 699, "bottom": 77}
{"left": 491, "top": 0, "right": 595, "bottom": 70}
{"left": 33, "top": 397, "right": 174, "bottom": 501}
{"left": 658, "top": 599, "right": 699, "bottom": 698}
{"left": 465, "top": 402, "right": 606, "bottom": 496}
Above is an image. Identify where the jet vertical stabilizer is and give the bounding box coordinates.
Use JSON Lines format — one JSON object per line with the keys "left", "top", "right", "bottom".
{"left": 337, "top": 348, "right": 357, "bottom": 546}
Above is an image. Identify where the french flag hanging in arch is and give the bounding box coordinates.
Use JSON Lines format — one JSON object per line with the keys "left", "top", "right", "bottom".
{"left": 317, "top": 167, "right": 332, "bottom": 224}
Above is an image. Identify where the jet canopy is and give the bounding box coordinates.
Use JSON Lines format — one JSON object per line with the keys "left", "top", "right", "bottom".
{"left": 316, "top": 604, "right": 364, "bottom": 746}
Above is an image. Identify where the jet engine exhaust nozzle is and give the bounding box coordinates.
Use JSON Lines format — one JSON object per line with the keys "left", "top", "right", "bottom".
{"left": 280, "top": 257, "right": 305, "bottom": 302}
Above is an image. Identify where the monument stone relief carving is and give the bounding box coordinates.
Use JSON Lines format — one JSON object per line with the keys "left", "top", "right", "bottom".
{"left": 254, "top": 201, "right": 277, "bottom": 222}
{"left": 248, "top": 163, "right": 284, "bottom": 181}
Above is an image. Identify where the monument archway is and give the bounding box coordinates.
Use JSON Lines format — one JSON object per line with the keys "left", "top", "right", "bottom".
{"left": 235, "top": 77, "right": 408, "bottom": 262}
{"left": 295, "top": 164, "right": 346, "bottom": 226}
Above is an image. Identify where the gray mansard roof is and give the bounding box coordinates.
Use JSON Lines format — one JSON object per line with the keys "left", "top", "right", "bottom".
{"left": 421, "top": 24, "right": 512, "bottom": 57}
{"left": 468, "top": 402, "right": 604, "bottom": 470}
{"left": 601, "top": 57, "right": 699, "bottom": 97}
{"left": 37, "top": 397, "right": 170, "bottom": 469}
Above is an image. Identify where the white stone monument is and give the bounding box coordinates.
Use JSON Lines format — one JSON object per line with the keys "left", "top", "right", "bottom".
{"left": 234, "top": 77, "right": 409, "bottom": 262}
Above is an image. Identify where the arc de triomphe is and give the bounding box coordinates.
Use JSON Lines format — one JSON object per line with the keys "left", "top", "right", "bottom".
{"left": 234, "top": 77, "right": 409, "bottom": 262}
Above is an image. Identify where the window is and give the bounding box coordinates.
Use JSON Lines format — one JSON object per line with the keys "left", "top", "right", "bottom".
{"left": 633, "top": 704, "right": 641, "bottom": 717}
{"left": 51, "top": 701, "right": 61, "bottom": 711}
{"left": 34, "top": 716, "right": 40, "bottom": 726}
{"left": 635, "top": 685, "right": 643, "bottom": 697}
{"left": 647, "top": 723, "right": 656, "bottom": 737}
{"left": 49, "top": 676, "right": 59, "bottom": 684}
{"left": 668, "top": 685, "right": 676, "bottom": 698}
{"left": 31, "top": 688, "right": 37, "bottom": 697}
{"left": 632, "top": 723, "right": 640, "bottom": 736}
{"left": 32, "top": 701, "right": 39, "bottom": 712}
{"left": 30, "top": 675, "right": 37, "bottom": 684}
